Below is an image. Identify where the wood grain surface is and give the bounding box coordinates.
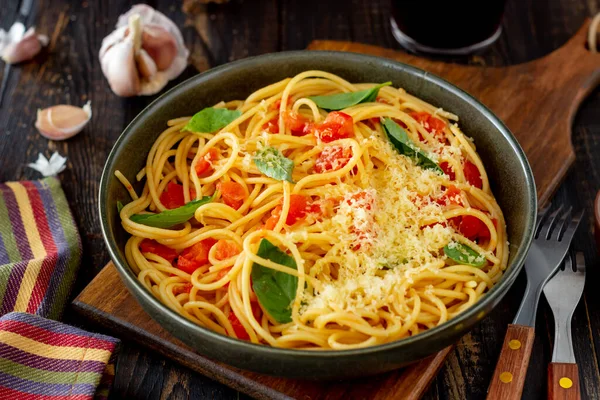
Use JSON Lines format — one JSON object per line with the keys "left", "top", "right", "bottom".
{"left": 548, "top": 363, "right": 582, "bottom": 400}
{"left": 73, "top": 263, "right": 453, "bottom": 400}
{"left": 486, "top": 324, "right": 536, "bottom": 400}
{"left": 1, "top": 0, "right": 600, "bottom": 399}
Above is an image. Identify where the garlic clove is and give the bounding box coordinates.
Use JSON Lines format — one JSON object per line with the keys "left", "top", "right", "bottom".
{"left": 0, "top": 25, "right": 47, "bottom": 64}
{"left": 136, "top": 49, "right": 157, "bottom": 78}
{"left": 35, "top": 101, "right": 92, "bottom": 141}
{"left": 100, "top": 38, "right": 140, "bottom": 97}
{"left": 141, "top": 26, "right": 177, "bottom": 71}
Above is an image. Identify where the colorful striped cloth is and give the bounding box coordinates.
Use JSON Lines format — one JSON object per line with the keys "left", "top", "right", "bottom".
{"left": 0, "top": 178, "right": 120, "bottom": 399}
{"left": 0, "top": 178, "right": 81, "bottom": 320}
{"left": 0, "top": 312, "right": 119, "bottom": 399}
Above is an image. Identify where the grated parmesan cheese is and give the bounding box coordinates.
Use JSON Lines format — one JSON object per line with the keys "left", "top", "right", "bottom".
{"left": 298, "top": 133, "right": 460, "bottom": 315}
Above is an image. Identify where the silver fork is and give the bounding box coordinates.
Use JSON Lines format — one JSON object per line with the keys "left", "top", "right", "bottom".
{"left": 544, "top": 251, "right": 585, "bottom": 400}
{"left": 487, "top": 205, "right": 584, "bottom": 400}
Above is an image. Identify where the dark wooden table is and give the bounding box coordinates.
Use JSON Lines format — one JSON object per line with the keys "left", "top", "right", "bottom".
{"left": 1, "top": 0, "right": 599, "bottom": 399}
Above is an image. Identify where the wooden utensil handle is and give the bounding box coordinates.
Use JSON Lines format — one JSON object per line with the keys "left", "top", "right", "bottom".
{"left": 486, "top": 324, "right": 535, "bottom": 400}
{"left": 548, "top": 363, "right": 580, "bottom": 400}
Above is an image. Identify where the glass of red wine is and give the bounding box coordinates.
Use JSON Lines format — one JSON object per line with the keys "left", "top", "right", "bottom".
{"left": 390, "top": 0, "right": 508, "bottom": 55}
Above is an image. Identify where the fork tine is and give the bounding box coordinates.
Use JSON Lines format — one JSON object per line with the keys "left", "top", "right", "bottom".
{"left": 535, "top": 203, "right": 553, "bottom": 235}
{"left": 535, "top": 203, "right": 552, "bottom": 232}
{"left": 560, "top": 209, "right": 584, "bottom": 244}
{"left": 538, "top": 205, "right": 564, "bottom": 239}
{"left": 554, "top": 206, "right": 573, "bottom": 241}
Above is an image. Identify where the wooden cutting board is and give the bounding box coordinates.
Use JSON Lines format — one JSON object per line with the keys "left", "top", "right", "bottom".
{"left": 73, "top": 20, "right": 599, "bottom": 400}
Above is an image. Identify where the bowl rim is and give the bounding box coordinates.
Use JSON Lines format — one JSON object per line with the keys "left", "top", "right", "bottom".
{"left": 99, "top": 50, "right": 537, "bottom": 359}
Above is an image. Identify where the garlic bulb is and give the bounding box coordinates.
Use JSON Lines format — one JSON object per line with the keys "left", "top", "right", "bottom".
{"left": 99, "top": 4, "right": 189, "bottom": 97}
{"left": 0, "top": 22, "right": 48, "bottom": 64}
{"left": 35, "top": 101, "right": 92, "bottom": 141}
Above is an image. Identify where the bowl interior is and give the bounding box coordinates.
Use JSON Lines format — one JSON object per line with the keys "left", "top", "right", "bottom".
{"left": 99, "top": 51, "right": 536, "bottom": 373}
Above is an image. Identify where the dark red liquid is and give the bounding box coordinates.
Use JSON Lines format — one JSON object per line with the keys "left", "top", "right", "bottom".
{"left": 391, "top": 0, "right": 507, "bottom": 50}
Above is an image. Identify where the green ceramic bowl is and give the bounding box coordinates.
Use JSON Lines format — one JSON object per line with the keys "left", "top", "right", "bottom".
{"left": 99, "top": 51, "right": 536, "bottom": 379}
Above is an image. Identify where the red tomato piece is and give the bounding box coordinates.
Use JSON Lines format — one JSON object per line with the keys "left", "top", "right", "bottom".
{"left": 227, "top": 303, "right": 262, "bottom": 341}
{"left": 409, "top": 111, "right": 446, "bottom": 142}
{"left": 283, "top": 111, "right": 312, "bottom": 136}
{"left": 436, "top": 185, "right": 462, "bottom": 206}
{"left": 159, "top": 182, "right": 186, "bottom": 209}
{"left": 410, "top": 111, "right": 430, "bottom": 125}
{"left": 463, "top": 160, "right": 483, "bottom": 189}
{"left": 214, "top": 240, "right": 241, "bottom": 261}
{"left": 228, "top": 311, "right": 250, "bottom": 340}
{"left": 264, "top": 195, "right": 309, "bottom": 228}
{"left": 477, "top": 218, "right": 497, "bottom": 239}
{"left": 440, "top": 161, "right": 456, "bottom": 180}
{"left": 140, "top": 239, "right": 178, "bottom": 263}
{"left": 195, "top": 148, "right": 220, "bottom": 177}
{"left": 264, "top": 208, "right": 281, "bottom": 230}
{"left": 314, "top": 146, "right": 353, "bottom": 173}
{"left": 218, "top": 181, "right": 247, "bottom": 210}
{"left": 458, "top": 215, "right": 488, "bottom": 241}
{"left": 173, "top": 283, "right": 193, "bottom": 296}
{"left": 176, "top": 239, "right": 218, "bottom": 274}
{"left": 270, "top": 99, "right": 282, "bottom": 111}
{"left": 428, "top": 116, "right": 446, "bottom": 133}
{"left": 251, "top": 302, "right": 262, "bottom": 320}
{"left": 265, "top": 117, "right": 280, "bottom": 133}
{"left": 313, "top": 111, "right": 354, "bottom": 143}
{"left": 286, "top": 194, "right": 308, "bottom": 225}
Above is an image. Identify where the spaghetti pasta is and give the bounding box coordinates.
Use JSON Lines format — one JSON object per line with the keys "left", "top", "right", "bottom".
{"left": 116, "top": 70, "right": 508, "bottom": 350}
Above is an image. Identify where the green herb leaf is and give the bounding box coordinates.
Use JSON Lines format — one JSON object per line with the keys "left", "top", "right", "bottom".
{"left": 117, "top": 201, "right": 124, "bottom": 213}
{"left": 308, "top": 82, "right": 392, "bottom": 111}
{"left": 130, "top": 196, "right": 212, "bottom": 228}
{"left": 251, "top": 239, "right": 298, "bottom": 323}
{"left": 183, "top": 107, "right": 242, "bottom": 133}
{"left": 253, "top": 147, "right": 295, "bottom": 182}
{"left": 443, "top": 242, "right": 486, "bottom": 267}
{"left": 382, "top": 118, "right": 442, "bottom": 173}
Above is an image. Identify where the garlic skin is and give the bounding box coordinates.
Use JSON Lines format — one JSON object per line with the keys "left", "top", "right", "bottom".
{"left": 99, "top": 4, "right": 189, "bottom": 97}
{"left": 28, "top": 152, "right": 67, "bottom": 177}
{"left": 0, "top": 23, "right": 48, "bottom": 64}
{"left": 35, "top": 101, "right": 92, "bottom": 141}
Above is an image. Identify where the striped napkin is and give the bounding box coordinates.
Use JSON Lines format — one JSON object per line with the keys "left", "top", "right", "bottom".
{"left": 0, "top": 177, "right": 120, "bottom": 399}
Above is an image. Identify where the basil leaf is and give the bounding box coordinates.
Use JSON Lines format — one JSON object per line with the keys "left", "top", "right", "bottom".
{"left": 382, "top": 118, "right": 442, "bottom": 173}
{"left": 183, "top": 107, "right": 242, "bottom": 133}
{"left": 117, "top": 201, "right": 124, "bottom": 213}
{"left": 253, "top": 147, "right": 295, "bottom": 182}
{"left": 130, "top": 196, "right": 212, "bottom": 228}
{"left": 308, "top": 82, "right": 392, "bottom": 111}
{"left": 444, "top": 242, "right": 486, "bottom": 267}
{"left": 251, "top": 239, "right": 298, "bottom": 323}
